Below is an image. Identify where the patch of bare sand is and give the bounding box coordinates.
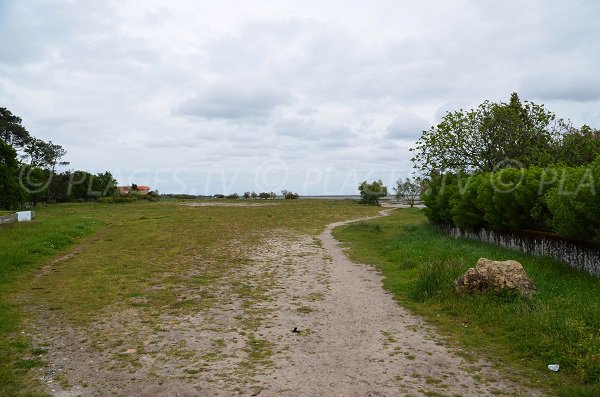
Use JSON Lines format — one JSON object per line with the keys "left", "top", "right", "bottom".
{"left": 21, "top": 211, "right": 544, "bottom": 396}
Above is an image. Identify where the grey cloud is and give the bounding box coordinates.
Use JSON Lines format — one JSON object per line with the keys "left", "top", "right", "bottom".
{"left": 274, "top": 119, "right": 355, "bottom": 141}
{"left": 296, "top": 107, "right": 318, "bottom": 116}
{"left": 0, "top": 2, "right": 115, "bottom": 66}
{"left": 143, "top": 138, "right": 200, "bottom": 149}
{"left": 199, "top": 18, "right": 455, "bottom": 105}
{"left": 175, "top": 84, "right": 292, "bottom": 120}
{"left": 386, "top": 113, "right": 429, "bottom": 140}
{"left": 520, "top": 69, "right": 600, "bottom": 102}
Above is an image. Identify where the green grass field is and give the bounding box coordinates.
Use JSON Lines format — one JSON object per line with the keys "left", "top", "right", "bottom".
{"left": 0, "top": 200, "right": 381, "bottom": 396}
{"left": 3, "top": 201, "right": 599, "bottom": 396}
{"left": 334, "top": 208, "right": 600, "bottom": 397}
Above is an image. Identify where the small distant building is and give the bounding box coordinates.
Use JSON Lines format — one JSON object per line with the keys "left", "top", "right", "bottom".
{"left": 136, "top": 186, "right": 151, "bottom": 194}
{"left": 117, "top": 185, "right": 151, "bottom": 195}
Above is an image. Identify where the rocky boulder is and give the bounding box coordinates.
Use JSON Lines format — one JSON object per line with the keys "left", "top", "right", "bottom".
{"left": 454, "top": 258, "right": 536, "bottom": 296}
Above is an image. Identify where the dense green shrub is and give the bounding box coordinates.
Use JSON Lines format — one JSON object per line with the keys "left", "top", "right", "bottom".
{"left": 422, "top": 173, "right": 460, "bottom": 224}
{"left": 358, "top": 180, "right": 387, "bottom": 205}
{"left": 450, "top": 173, "right": 485, "bottom": 230}
{"left": 282, "top": 190, "right": 300, "bottom": 199}
{"left": 476, "top": 167, "right": 556, "bottom": 232}
{"left": 478, "top": 168, "right": 526, "bottom": 231}
{"left": 258, "top": 192, "right": 276, "bottom": 199}
{"left": 546, "top": 158, "right": 600, "bottom": 242}
{"left": 423, "top": 158, "right": 600, "bottom": 242}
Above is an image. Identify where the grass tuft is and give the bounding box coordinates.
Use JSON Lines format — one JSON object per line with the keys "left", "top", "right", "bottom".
{"left": 410, "top": 260, "right": 464, "bottom": 302}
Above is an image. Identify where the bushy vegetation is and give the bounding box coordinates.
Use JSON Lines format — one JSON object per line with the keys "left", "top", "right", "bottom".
{"left": 335, "top": 209, "right": 600, "bottom": 396}
{"left": 422, "top": 157, "right": 600, "bottom": 243}
{"left": 393, "top": 178, "right": 422, "bottom": 207}
{"left": 160, "top": 193, "right": 209, "bottom": 200}
{"left": 212, "top": 190, "right": 299, "bottom": 200}
{"left": 281, "top": 190, "right": 300, "bottom": 199}
{"left": 546, "top": 160, "right": 600, "bottom": 242}
{"left": 258, "top": 192, "right": 276, "bottom": 199}
{"left": 358, "top": 180, "right": 388, "bottom": 205}
{"left": 411, "top": 92, "right": 600, "bottom": 242}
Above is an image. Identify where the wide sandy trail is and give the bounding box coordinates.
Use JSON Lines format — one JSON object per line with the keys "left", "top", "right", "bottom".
{"left": 24, "top": 209, "right": 541, "bottom": 396}
{"left": 251, "top": 210, "right": 538, "bottom": 396}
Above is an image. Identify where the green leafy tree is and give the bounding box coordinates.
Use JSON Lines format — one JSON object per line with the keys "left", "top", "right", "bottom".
{"left": 60, "top": 170, "right": 115, "bottom": 200}
{"left": 0, "top": 107, "right": 31, "bottom": 151}
{"left": 23, "top": 137, "right": 47, "bottom": 166}
{"left": 358, "top": 180, "right": 388, "bottom": 205}
{"left": 19, "top": 164, "right": 51, "bottom": 206}
{"left": 41, "top": 141, "right": 68, "bottom": 203}
{"left": 281, "top": 190, "right": 299, "bottom": 199}
{"left": 0, "top": 140, "right": 23, "bottom": 209}
{"left": 557, "top": 125, "right": 600, "bottom": 167}
{"left": 411, "top": 93, "right": 563, "bottom": 175}
{"left": 393, "top": 178, "right": 422, "bottom": 207}
{"left": 22, "top": 138, "right": 69, "bottom": 171}
{"left": 93, "top": 171, "right": 117, "bottom": 197}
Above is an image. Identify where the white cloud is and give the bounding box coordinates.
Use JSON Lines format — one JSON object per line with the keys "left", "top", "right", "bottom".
{"left": 1, "top": 0, "right": 599, "bottom": 194}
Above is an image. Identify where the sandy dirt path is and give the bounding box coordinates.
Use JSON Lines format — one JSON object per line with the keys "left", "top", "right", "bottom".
{"left": 23, "top": 210, "right": 541, "bottom": 396}
{"left": 250, "top": 210, "right": 539, "bottom": 396}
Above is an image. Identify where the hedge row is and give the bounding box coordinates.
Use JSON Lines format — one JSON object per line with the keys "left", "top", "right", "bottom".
{"left": 422, "top": 156, "right": 600, "bottom": 243}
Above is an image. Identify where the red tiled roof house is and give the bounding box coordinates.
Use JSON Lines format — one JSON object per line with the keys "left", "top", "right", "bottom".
{"left": 117, "top": 185, "right": 151, "bottom": 195}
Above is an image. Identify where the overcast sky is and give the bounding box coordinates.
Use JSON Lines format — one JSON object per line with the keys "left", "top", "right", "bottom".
{"left": 1, "top": 0, "right": 599, "bottom": 194}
